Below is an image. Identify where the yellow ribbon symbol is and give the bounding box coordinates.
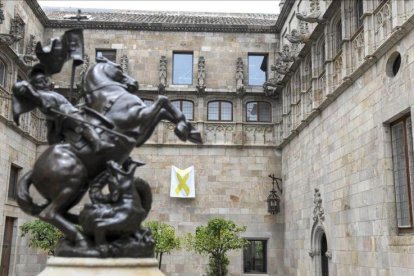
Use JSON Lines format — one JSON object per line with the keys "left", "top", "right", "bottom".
{"left": 175, "top": 168, "right": 191, "bottom": 196}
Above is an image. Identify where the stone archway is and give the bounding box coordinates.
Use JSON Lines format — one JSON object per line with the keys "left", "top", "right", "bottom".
{"left": 309, "top": 188, "right": 330, "bottom": 276}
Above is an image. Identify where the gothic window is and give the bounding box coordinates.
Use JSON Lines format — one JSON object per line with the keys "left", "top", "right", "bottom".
{"left": 96, "top": 49, "right": 117, "bottom": 62}
{"left": 303, "top": 55, "right": 312, "bottom": 91}
{"left": 172, "top": 100, "right": 194, "bottom": 121}
{"left": 355, "top": 0, "right": 364, "bottom": 29}
{"left": 173, "top": 52, "right": 193, "bottom": 85}
{"left": 246, "top": 101, "right": 272, "bottom": 122}
{"left": 8, "top": 164, "right": 21, "bottom": 201}
{"left": 391, "top": 116, "right": 414, "bottom": 230}
{"left": 248, "top": 54, "right": 268, "bottom": 85}
{"left": 243, "top": 239, "right": 267, "bottom": 273}
{"left": 316, "top": 35, "right": 326, "bottom": 75}
{"left": 0, "top": 59, "right": 6, "bottom": 87}
{"left": 335, "top": 19, "right": 342, "bottom": 54}
{"left": 321, "top": 233, "right": 329, "bottom": 276}
{"left": 207, "top": 101, "right": 232, "bottom": 121}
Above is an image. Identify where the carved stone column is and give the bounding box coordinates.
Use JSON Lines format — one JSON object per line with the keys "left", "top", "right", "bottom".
{"left": 120, "top": 55, "right": 128, "bottom": 74}
{"left": 235, "top": 57, "right": 245, "bottom": 95}
{"left": 158, "top": 55, "right": 167, "bottom": 93}
{"left": 196, "top": 56, "right": 206, "bottom": 94}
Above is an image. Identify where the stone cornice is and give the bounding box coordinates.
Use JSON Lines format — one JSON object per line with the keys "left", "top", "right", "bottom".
{"left": 274, "top": 0, "right": 295, "bottom": 32}
{"left": 46, "top": 20, "right": 277, "bottom": 33}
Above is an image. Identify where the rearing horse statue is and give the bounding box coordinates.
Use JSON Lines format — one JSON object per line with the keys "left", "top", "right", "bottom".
{"left": 15, "top": 57, "right": 202, "bottom": 257}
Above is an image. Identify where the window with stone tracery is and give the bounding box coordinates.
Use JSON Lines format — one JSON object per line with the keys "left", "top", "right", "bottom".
{"left": 355, "top": 0, "right": 364, "bottom": 29}
{"left": 207, "top": 101, "right": 232, "bottom": 121}
{"left": 172, "top": 100, "right": 194, "bottom": 121}
{"left": 246, "top": 101, "right": 271, "bottom": 122}
{"left": 390, "top": 115, "right": 414, "bottom": 231}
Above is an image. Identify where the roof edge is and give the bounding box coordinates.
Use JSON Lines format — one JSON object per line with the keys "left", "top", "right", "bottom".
{"left": 25, "top": 0, "right": 51, "bottom": 26}
{"left": 274, "top": 0, "right": 295, "bottom": 32}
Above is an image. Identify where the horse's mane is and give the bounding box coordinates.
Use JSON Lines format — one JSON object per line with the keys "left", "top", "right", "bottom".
{"left": 84, "top": 59, "right": 127, "bottom": 93}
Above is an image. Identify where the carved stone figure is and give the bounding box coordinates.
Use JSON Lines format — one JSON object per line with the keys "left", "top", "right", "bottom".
{"left": 236, "top": 57, "right": 246, "bottom": 95}
{"left": 271, "top": 59, "right": 291, "bottom": 75}
{"left": 0, "top": 33, "right": 18, "bottom": 46}
{"left": 120, "top": 54, "right": 128, "bottom": 74}
{"left": 12, "top": 29, "right": 202, "bottom": 258}
{"left": 285, "top": 29, "right": 310, "bottom": 44}
{"left": 296, "top": 0, "right": 326, "bottom": 23}
{"left": 10, "top": 15, "right": 25, "bottom": 41}
{"left": 313, "top": 188, "right": 324, "bottom": 222}
{"left": 278, "top": 44, "right": 297, "bottom": 63}
{"left": 196, "top": 56, "right": 206, "bottom": 94}
{"left": 22, "top": 34, "right": 38, "bottom": 64}
{"left": 263, "top": 75, "right": 284, "bottom": 97}
{"left": 159, "top": 55, "right": 167, "bottom": 93}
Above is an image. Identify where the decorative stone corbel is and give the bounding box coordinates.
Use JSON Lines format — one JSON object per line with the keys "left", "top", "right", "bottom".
{"left": 271, "top": 59, "right": 291, "bottom": 75}
{"left": 235, "top": 57, "right": 246, "bottom": 95}
{"left": 296, "top": 0, "right": 326, "bottom": 23}
{"left": 285, "top": 28, "right": 310, "bottom": 44}
{"left": 325, "top": 251, "right": 332, "bottom": 259}
{"left": 120, "top": 55, "right": 128, "bottom": 74}
{"left": 263, "top": 74, "right": 284, "bottom": 97}
{"left": 158, "top": 55, "right": 167, "bottom": 94}
{"left": 278, "top": 44, "right": 298, "bottom": 63}
{"left": 196, "top": 56, "right": 206, "bottom": 95}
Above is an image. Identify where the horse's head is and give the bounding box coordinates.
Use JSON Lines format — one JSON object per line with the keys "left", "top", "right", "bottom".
{"left": 84, "top": 57, "right": 139, "bottom": 93}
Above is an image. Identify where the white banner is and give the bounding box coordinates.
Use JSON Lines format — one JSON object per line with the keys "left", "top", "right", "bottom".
{"left": 170, "top": 166, "right": 195, "bottom": 198}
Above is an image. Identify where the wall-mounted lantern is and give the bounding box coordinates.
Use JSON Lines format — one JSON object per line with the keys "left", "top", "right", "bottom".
{"left": 267, "top": 174, "right": 282, "bottom": 215}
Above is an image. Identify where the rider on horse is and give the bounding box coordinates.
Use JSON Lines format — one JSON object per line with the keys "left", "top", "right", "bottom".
{"left": 12, "top": 64, "right": 114, "bottom": 153}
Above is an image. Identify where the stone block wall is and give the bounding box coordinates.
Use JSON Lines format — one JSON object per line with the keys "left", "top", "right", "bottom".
{"left": 281, "top": 27, "right": 414, "bottom": 275}
{"left": 132, "top": 145, "right": 283, "bottom": 275}
{"left": 0, "top": 120, "right": 47, "bottom": 276}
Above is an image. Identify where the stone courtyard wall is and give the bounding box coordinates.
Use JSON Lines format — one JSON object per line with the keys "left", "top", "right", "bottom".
{"left": 281, "top": 26, "right": 414, "bottom": 276}
{"left": 132, "top": 145, "right": 283, "bottom": 275}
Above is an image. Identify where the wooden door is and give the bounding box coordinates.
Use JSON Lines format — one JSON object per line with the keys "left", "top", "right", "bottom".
{"left": 1, "top": 217, "right": 16, "bottom": 276}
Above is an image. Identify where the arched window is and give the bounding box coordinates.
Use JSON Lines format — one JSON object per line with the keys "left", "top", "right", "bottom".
{"left": 0, "top": 59, "right": 6, "bottom": 87}
{"left": 172, "top": 100, "right": 194, "bottom": 121}
{"left": 316, "top": 35, "right": 326, "bottom": 74}
{"left": 207, "top": 101, "right": 232, "bottom": 121}
{"left": 246, "top": 101, "right": 271, "bottom": 122}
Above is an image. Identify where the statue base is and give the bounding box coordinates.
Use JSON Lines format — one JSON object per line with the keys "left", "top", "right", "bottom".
{"left": 38, "top": 257, "right": 165, "bottom": 276}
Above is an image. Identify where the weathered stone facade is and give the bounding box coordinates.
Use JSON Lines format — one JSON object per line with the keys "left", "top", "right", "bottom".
{"left": 2, "top": 0, "right": 414, "bottom": 275}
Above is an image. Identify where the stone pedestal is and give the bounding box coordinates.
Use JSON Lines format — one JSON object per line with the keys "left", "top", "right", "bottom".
{"left": 38, "top": 257, "right": 165, "bottom": 276}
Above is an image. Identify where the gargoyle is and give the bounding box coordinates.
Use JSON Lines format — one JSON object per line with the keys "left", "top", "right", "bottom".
{"left": 278, "top": 44, "right": 297, "bottom": 63}
{"left": 296, "top": 11, "right": 325, "bottom": 24}
{"left": 263, "top": 74, "right": 284, "bottom": 97}
{"left": 271, "top": 59, "right": 291, "bottom": 75}
{"left": 285, "top": 29, "right": 310, "bottom": 44}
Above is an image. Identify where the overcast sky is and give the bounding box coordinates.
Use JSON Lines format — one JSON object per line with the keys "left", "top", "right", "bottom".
{"left": 38, "top": 1, "right": 280, "bottom": 14}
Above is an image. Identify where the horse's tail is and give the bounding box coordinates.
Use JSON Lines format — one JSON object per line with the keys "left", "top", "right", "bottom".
{"left": 134, "top": 177, "right": 152, "bottom": 217}
{"left": 17, "top": 171, "right": 47, "bottom": 216}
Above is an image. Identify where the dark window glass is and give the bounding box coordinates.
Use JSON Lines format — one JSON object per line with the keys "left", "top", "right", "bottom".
{"left": 244, "top": 240, "right": 267, "bottom": 273}
{"left": 391, "top": 116, "right": 414, "bottom": 229}
{"left": 335, "top": 20, "right": 342, "bottom": 54}
{"left": 173, "top": 53, "right": 193, "bottom": 84}
{"left": 8, "top": 165, "right": 21, "bottom": 200}
{"left": 393, "top": 54, "right": 401, "bottom": 76}
{"left": 248, "top": 54, "right": 267, "bottom": 85}
{"left": 356, "top": 0, "right": 364, "bottom": 29}
{"left": 0, "top": 59, "right": 6, "bottom": 87}
{"left": 208, "top": 101, "right": 232, "bottom": 121}
{"left": 172, "top": 100, "right": 194, "bottom": 121}
{"left": 142, "top": 99, "right": 154, "bottom": 106}
{"left": 96, "top": 49, "right": 117, "bottom": 62}
{"left": 246, "top": 102, "right": 272, "bottom": 122}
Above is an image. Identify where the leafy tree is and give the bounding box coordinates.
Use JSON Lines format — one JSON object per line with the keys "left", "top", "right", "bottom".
{"left": 146, "top": 220, "right": 181, "bottom": 269}
{"left": 185, "top": 217, "right": 247, "bottom": 276}
{"left": 20, "top": 219, "right": 63, "bottom": 256}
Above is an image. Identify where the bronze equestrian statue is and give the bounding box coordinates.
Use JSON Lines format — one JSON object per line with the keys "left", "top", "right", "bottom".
{"left": 12, "top": 29, "right": 202, "bottom": 257}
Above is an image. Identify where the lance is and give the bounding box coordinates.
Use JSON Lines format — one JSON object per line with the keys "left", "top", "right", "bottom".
{"left": 49, "top": 108, "right": 136, "bottom": 144}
